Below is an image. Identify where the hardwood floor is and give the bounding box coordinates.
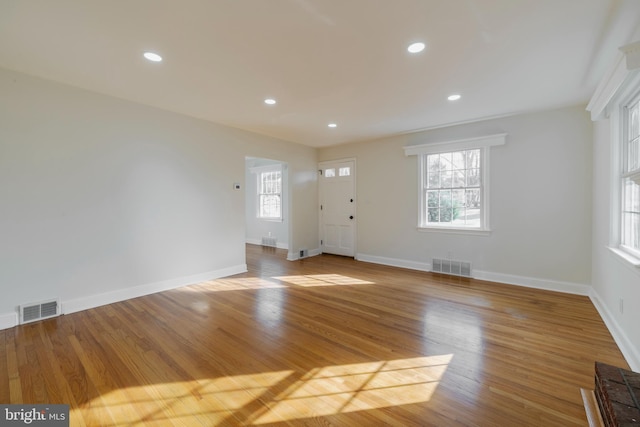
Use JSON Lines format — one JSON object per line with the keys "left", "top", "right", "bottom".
{"left": 0, "top": 244, "right": 628, "bottom": 426}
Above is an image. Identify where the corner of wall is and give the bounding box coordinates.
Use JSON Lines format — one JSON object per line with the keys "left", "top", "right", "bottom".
{"left": 590, "top": 287, "right": 640, "bottom": 372}
{"left": 0, "top": 312, "right": 18, "bottom": 330}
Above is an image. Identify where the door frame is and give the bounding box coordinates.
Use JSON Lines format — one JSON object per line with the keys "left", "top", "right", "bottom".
{"left": 318, "top": 157, "right": 357, "bottom": 257}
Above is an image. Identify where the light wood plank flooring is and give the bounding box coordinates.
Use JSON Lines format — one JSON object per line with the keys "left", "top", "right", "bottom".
{"left": 0, "top": 244, "right": 628, "bottom": 426}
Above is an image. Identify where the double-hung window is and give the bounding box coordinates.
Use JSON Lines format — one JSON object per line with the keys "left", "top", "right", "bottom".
{"left": 424, "top": 149, "right": 482, "bottom": 228}
{"left": 257, "top": 167, "right": 282, "bottom": 220}
{"left": 404, "top": 134, "right": 506, "bottom": 233}
{"left": 621, "top": 96, "right": 640, "bottom": 257}
{"left": 587, "top": 40, "right": 640, "bottom": 266}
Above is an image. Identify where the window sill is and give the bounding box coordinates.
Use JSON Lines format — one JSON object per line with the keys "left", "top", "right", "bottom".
{"left": 417, "top": 226, "right": 491, "bottom": 236}
{"left": 608, "top": 247, "right": 640, "bottom": 268}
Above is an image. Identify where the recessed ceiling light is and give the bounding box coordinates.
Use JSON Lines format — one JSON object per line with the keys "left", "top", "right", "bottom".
{"left": 448, "top": 94, "right": 461, "bottom": 101}
{"left": 407, "top": 42, "right": 426, "bottom": 54}
{"left": 328, "top": 123, "right": 337, "bottom": 128}
{"left": 264, "top": 98, "right": 277, "bottom": 105}
{"left": 143, "top": 52, "right": 162, "bottom": 62}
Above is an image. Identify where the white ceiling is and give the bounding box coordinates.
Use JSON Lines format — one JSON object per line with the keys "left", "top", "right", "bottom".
{"left": 1, "top": 1, "right": 638, "bottom": 147}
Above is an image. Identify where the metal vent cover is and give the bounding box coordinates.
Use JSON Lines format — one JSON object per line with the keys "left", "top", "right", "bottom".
{"left": 261, "top": 236, "right": 277, "bottom": 247}
{"left": 20, "top": 299, "right": 60, "bottom": 324}
{"left": 432, "top": 258, "right": 472, "bottom": 278}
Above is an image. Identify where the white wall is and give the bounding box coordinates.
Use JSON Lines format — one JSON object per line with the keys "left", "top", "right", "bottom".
{"left": 0, "top": 67, "right": 317, "bottom": 328}
{"left": 245, "top": 157, "right": 289, "bottom": 249}
{"left": 319, "top": 105, "right": 593, "bottom": 294}
{"left": 591, "top": 118, "right": 640, "bottom": 371}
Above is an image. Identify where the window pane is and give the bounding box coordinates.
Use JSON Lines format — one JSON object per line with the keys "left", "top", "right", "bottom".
{"left": 440, "top": 208, "right": 454, "bottom": 223}
{"left": 338, "top": 167, "right": 350, "bottom": 176}
{"left": 260, "top": 171, "right": 281, "bottom": 194}
{"left": 427, "top": 190, "right": 439, "bottom": 207}
{"left": 466, "top": 189, "right": 481, "bottom": 208}
{"left": 427, "top": 208, "right": 439, "bottom": 223}
{"left": 452, "top": 152, "right": 465, "bottom": 169}
{"left": 258, "top": 169, "right": 282, "bottom": 218}
{"left": 440, "top": 152, "right": 453, "bottom": 170}
{"left": 630, "top": 104, "right": 639, "bottom": 140}
{"left": 427, "top": 154, "right": 440, "bottom": 171}
{"left": 427, "top": 170, "right": 440, "bottom": 188}
{"left": 441, "top": 170, "right": 453, "bottom": 188}
{"left": 629, "top": 136, "right": 640, "bottom": 172}
{"left": 420, "top": 148, "right": 483, "bottom": 229}
{"left": 467, "top": 168, "right": 480, "bottom": 187}
{"left": 439, "top": 190, "right": 452, "bottom": 207}
{"left": 452, "top": 189, "right": 465, "bottom": 206}
{"left": 466, "top": 149, "right": 480, "bottom": 169}
{"left": 260, "top": 195, "right": 281, "bottom": 218}
{"left": 628, "top": 102, "right": 640, "bottom": 172}
{"left": 325, "top": 168, "right": 335, "bottom": 177}
{"left": 622, "top": 179, "right": 640, "bottom": 250}
{"left": 453, "top": 170, "right": 465, "bottom": 188}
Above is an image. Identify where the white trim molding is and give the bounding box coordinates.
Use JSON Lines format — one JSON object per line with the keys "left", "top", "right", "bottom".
{"left": 403, "top": 133, "right": 507, "bottom": 156}
{"left": 287, "top": 247, "right": 322, "bottom": 261}
{"left": 0, "top": 264, "right": 248, "bottom": 331}
{"left": 246, "top": 237, "right": 289, "bottom": 250}
{"left": 473, "top": 270, "right": 590, "bottom": 296}
{"left": 0, "top": 312, "right": 18, "bottom": 330}
{"left": 590, "top": 288, "right": 640, "bottom": 372}
{"left": 405, "top": 133, "right": 505, "bottom": 233}
{"left": 587, "top": 40, "right": 640, "bottom": 121}
{"left": 356, "top": 253, "right": 590, "bottom": 296}
{"left": 62, "top": 264, "right": 247, "bottom": 316}
{"left": 355, "top": 253, "right": 431, "bottom": 272}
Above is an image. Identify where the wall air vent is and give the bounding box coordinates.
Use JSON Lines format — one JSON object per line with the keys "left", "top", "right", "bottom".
{"left": 261, "top": 236, "right": 277, "bottom": 247}
{"left": 432, "top": 258, "right": 472, "bottom": 278}
{"left": 19, "top": 299, "right": 60, "bottom": 324}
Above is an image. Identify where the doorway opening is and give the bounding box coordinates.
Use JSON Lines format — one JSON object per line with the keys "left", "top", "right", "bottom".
{"left": 245, "top": 157, "right": 290, "bottom": 252}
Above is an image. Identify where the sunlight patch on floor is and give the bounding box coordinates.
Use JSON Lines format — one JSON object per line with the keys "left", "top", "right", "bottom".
{"left": 74, "top": 355, "right": 452, "bottom": 426}
{"left": 72, "top": 370, "right": 295, "bottom": 426}
{"left": 275, "top": 274, "right": 374, "bottom": 287}
{"left": 201, "top": 277, "right": 287, "bottom": 292}
{"left": 250, "top": 354, "right": 452, "bottom": 424}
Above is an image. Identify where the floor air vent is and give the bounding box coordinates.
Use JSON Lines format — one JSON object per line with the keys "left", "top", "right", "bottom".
{"left": 432, "top": 258, "right": 472, "bottom": 278}
{"left": 20, "top": 299, "right": 60, "bottom": 324}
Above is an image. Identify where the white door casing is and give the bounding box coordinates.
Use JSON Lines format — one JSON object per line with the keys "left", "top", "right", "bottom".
{"left": 319, "top": 159, "right": 355, "bottom": 257}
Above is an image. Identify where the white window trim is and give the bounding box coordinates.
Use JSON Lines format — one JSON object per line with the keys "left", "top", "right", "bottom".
{"left": 588, "top": 40, "right": 640, "bottom": 268}
{"left": 404, "top": 133, "right": 506, "bottom": 235}
{"left": 250, "top": 164, "right": 283, "bottom": 222}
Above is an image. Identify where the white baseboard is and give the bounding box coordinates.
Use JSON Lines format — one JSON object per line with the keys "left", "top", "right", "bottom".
{"left": 589, "top": 288, "right": 640, "bottom": 372}
{"left": 473, "top": 270, "right": 590, "bottom": 296}
{"left": 355, "top": 253, "right": 431, "bottom": 272}
{"left": 355, "top": 253, "right": 590, "bottom": 295}
{"left": 246, "top": 238, "right": 289, "bottom": 250}
{"left": 287, "top": 247, "right": 321, "bottom": 261}
{"left": 62, "top": 264, "right": 247, "bottom": 316}
{"left": 0, "top": 312, "right": 18, "bottom": 330}
{"left": 0, "top": 264, "right": 248, "bottom": 331}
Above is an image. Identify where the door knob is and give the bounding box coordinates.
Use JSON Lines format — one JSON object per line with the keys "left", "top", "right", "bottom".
{"left": 349, "top": 215, "right": 354, "bottom": 220}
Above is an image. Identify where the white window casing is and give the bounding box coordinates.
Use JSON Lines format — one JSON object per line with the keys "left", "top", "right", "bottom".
{"left": 404, "top": 133, "right": 506, "bottom": 235}
{"left": 588, "top": 40, "right": 640, "bottom": 267}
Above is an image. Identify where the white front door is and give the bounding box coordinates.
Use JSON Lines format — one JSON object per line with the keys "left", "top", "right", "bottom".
{"left": 319, "top": 160, "right": 355, "bottom": 257}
